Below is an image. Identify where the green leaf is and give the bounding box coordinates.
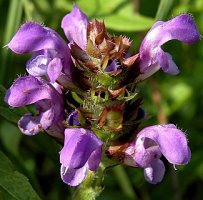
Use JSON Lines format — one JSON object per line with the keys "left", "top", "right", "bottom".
{"left": 77, "top": 0, "right": 154, "bottom": 31}
{"left": 0, "top": 85, "right": 28, "bottom": 123}
{"left": 77, "top": 0, "right": 126, "bottom": 16}
{"left": 0, "top": 121, "right": 22, "bottom": 156}
{"left": 0, "top": 151, "right": 41, "bottom": 200}
{"left": 101, "top": 5, "right": 154, "bottom": 31}
{"left": 103, "top": 13, "right": 154, "bottom": 31}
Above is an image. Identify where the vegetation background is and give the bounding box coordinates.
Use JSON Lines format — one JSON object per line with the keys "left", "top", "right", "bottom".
{"left": 0, "top": 0, "right": 203, "bottom": 199}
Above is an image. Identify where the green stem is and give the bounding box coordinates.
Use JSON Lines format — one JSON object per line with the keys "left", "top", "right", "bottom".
{"left": 113, "top": 165, "right": 138, "bottom": 200}
{"left": 155, "top": 0, "right": 175, "bottom": 21}
{"left": 72, "top": 165, "right": 105, "bottom": 200}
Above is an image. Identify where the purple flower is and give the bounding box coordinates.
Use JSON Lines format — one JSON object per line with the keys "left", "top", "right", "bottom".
{"left": 60, "top": 128, "right": 103, "bottom": 186}
{"left": 139, "top": 14, "right": 200, "bottom": 79}
{"left": 124, "top": 124, "right": 191, "bottom": 184}
{"left": 7, "top": 22, "right": 72, "bottom": 83}
{"left": 4, "top": 76, "right": 64, "bottom": 140}
{"left": 61, "top": 5, "right": 88, "bottom": 50}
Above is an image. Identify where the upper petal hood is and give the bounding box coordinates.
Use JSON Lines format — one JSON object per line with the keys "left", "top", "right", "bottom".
{"left": 61, "top": 5, "right": 88, "bottom": 50}
{"left": 136, "top": 124, "right": 191, "bottom": 165}
{"left": 60, "top": 128, "right": 102, "bottom": 169}
{"left": 7, "top": 22, "right": 69, "bottom": 55}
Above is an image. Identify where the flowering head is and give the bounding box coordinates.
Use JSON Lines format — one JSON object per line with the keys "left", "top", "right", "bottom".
{"left": 4, "top": 5, "right": 200, "bottom": 188}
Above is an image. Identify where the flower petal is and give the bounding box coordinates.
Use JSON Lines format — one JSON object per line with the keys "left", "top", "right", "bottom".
{"left": 136, "top": 124, "right": 191, "bottom": 165}
{"left": 7, "top": 22, "right": 68, "bottom": 54}
{"left": 26, "top": 53, "right": 49, "bottom": 76}
{"left": 144, "top": 159, "right": 165, "bottom": 184}
{"left": 60, "top": 165, "right": 88, "bottom": 186}
{"left": 47, "top": 58, "right": 63, "bottom": 83}
{"left": 134, "top": 137, "right": 162, "bottom": 168}
{"left": 4, "top": 76, "right": 50, "bottom": 107}
{"left": 18, "top": 114, "right": 42, "bottom": 135}
{"left": 163, "top": 53, "right": 180, "bottom": 75}
{"left": 5, "top": 76, "right": 65, "bottom": 139}
{"left": 155, "top": 50, "right": 180, "bottom": 75}
{"left": 88, "top": 148, "right": 102, "bottom": 171}
{"left": 60, "top": 128, "right": 102, "bottom": 169}
{"left": 67, "top": 110, "right": 80, "bottom": 126}
{"left": 61, "top": 5, "right": 88, "bottom": 50}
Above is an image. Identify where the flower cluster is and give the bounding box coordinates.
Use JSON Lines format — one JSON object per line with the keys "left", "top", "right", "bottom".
{"left": 5, "top": 6, "right": 200, "bottom": 186}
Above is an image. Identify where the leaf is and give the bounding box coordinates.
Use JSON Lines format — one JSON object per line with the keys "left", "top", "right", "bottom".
{"left": 0, "top": 120, "right": 22, "bottom": 156}
{"left": 0, "top": 85, "right": 28, "bottom": 123}
{"left": 101, "top": 4, "right": 154, "bottom": 31}
{"left": 103, "top": 13, "right": 154, "bottom": 31}
{"left": 77, "top": 0, "right": 126, "bottom": 16}
{"left": 0, "top": 151, "right": 41, "bottom": 200}
{"left": 77, "top": 0, "right": 154, "bottom": 31}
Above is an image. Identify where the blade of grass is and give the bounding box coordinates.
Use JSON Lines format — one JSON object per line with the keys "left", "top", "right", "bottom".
{"left": 155, "top": 0, "right": 175, "bottom": 20}
{"left": 0, "top": 0, "right": 23, "bottom": 85}
{"left": 21, "top": 0, "right": 34, "bottom": 20}
{"left": 113, "top": 165, "right": 139, "bottom": 200}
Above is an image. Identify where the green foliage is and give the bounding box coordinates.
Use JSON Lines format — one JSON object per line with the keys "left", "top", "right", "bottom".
{"left": 77, "top": 0, "right": 154, "bottom": 31}
{"left": 0, "top": 151, "right": 41, "bottom": 200}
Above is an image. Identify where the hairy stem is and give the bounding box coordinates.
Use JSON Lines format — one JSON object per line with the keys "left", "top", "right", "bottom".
{"left": 72, "top": 165, "right": 104, "bottom": 200}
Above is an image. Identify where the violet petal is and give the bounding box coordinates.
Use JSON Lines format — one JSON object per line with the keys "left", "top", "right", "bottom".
{"left": 136, "top": 124, "right": 191, "bottom": 165}
{"left": 5, "top": 76, "right": 64, "bottom": 138}
{"left": 4, "top": 76, "right": 50, "bottom": 107}
{"left": 26, "top": 53, "right": 50, "bottom": 76}
{"left": 61, "top": 5, "right": 88, "bottom": 50}
{"left": 144, "top": 159, "right": 165, "bottom": 184}
{"left": 47, "top": 58, "right": 63, "bottom": 83}
{"left": 134, "top": 137, "right": 162, "bottom": 168}
{"left": 60, "top": 165, "right": 88, "bottom": 186}
{"left": 139, "top": 14, "right": 200, "bottom": 75}
{"left": 18, "top": 114, "right": 42, "bottom": 135}
{"left": 88, "top": 148, "right": 102, "bottom": 171}
{"left": 60, "top": 128, "right": 102, "bottom": 169}
{"left": 8, "top": 22, "right": 68, "bottom": 54}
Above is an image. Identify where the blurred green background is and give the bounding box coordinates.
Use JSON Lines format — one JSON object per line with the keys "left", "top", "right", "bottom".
{"left": 0, "top": 0, "right": 203, "bottom": 199}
